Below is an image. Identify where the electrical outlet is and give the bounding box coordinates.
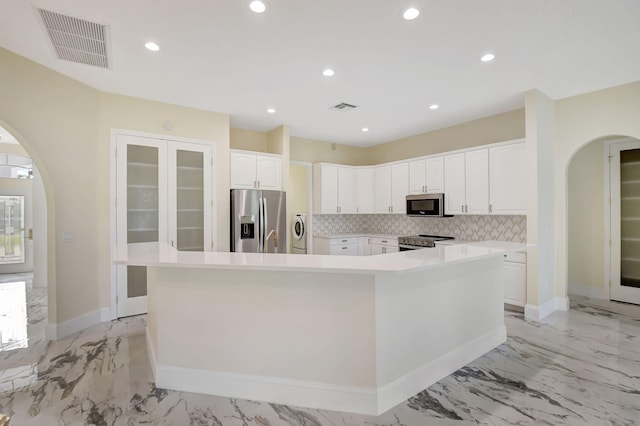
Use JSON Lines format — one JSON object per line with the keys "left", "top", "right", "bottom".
{"left": 63, "top": 232, "right": 73, "bottom": 242}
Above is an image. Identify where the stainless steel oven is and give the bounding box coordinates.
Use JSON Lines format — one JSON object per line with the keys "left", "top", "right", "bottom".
{"left": 398, "top": 235, "right": 454, "bottom": 251}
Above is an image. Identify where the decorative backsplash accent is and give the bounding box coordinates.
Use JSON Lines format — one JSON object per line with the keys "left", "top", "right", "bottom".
{"left": 313, "top": 214, "right": 527, "bottom": 242}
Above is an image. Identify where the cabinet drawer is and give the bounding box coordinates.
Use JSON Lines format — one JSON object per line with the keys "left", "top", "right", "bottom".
{"left": 369, "top": 237, "right": 398, "bottom": 247}
{"left": 330, "top": 243, "right": 358, "bottom": 256}
{"left": 330, "top": 237, "right": 358, "bottom": 246}
{"left": 503, "top": 252, "right": 526, "bottom": 263}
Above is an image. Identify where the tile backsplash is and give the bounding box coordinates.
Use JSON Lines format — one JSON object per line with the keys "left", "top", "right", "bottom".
{"left": 313, "top": 214, "right": 526, "bottom": 242}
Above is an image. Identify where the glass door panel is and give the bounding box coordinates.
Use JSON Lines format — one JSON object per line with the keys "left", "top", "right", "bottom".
{"left": 176, "top": 150, "right": 204, "bottom": 251}
{"left": 126, "top": 144, "right": 159, "bottom": 299}
{"left": 620, "top": 149, "right": 640, "bottom": 289}
{"left": 611, "top": 139, "right": 640, "bottom": 305}
{"left": 0, "top": 196, "right": 25, "bottom": 264}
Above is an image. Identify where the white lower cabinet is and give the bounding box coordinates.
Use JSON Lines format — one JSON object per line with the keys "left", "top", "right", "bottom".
{"left": 369, "top": 237, "right": 399, "bottom": 255}
{"left": 503, "top": 252, "right": 526, "bottom": 307}
{"left": 359, "top": 237, "right": 372, "bottom": 256}
{"left": 314, "top": 237, "right": 358, "bottom": 256}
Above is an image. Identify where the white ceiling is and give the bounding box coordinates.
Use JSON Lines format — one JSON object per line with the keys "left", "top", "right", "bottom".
{"left": 1, "top": 0, "right": 639, "bottom": 147}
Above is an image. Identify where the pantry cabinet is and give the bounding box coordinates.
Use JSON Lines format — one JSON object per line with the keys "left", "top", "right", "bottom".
{"left": 230, "top": 150, "right": 281, "bottom": 190}
{"left": 115, "top": 133, "right": 214, "bottom": 317}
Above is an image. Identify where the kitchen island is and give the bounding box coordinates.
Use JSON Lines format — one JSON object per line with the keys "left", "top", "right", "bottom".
{"left": 115, "top": 241, "right": 527, "bottom": 415}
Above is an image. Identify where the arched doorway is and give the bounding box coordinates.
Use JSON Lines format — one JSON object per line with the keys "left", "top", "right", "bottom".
{"left": 567, "top": 135, "right": 640, "bottom": 305}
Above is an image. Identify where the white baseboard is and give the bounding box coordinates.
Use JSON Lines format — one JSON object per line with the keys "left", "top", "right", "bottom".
{"left": 156, "top": 364, "right": 378, "bottom": 415}
{"left": 153, "top": 325, "right": 507, "bottom": 415}
{"left": 376, "top": 325, "right": 507, "bottom": 414}
{"left": 556, "top": 296, "right": 570, "bottom": 311}
{"left": 45, "top": 307, "right": 111, "bottom": 341}
{"left": 568, "top": 282, "right": 609, "bottom": 300}
{"left": 525, "top": 296, "right": 570, "bottom": 321}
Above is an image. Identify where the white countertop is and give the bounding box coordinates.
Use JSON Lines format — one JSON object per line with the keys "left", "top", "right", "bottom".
{"left": 115, "top": 241, "right": 530, "bottom": 275}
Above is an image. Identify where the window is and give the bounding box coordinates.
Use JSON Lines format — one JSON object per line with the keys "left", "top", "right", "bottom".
{"left": 0, "top": 196, "right": 25, "bottom": 264}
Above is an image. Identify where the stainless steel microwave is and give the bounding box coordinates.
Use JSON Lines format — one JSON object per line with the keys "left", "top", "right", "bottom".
{"left": 406, "top": 193, "right": 448, "bottom": 217}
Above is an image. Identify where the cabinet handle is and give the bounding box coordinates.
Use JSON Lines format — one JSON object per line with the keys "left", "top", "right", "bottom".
{"left": 383, "top": 247, "right": 387, "bottom": 254}
{"left": 342, "top": 246, "right": 348, "bottom": 250}
{"left": 337, "top": 206, "right": 340, "bottom": 213}
{"left": 381, "top": 240, "right": 387, "bottom": 243}
{"left": 489, "top": 204, "right": 493, "bottom": 213}
{"left": 342, "top": 240, "right": 348, "bottom": 243}
{"left": 258, "top": 180, "right": 261, "bottom": 188}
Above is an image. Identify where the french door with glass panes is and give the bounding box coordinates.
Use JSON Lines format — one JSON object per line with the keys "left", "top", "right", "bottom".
{"left": 116, "top": 134, "right": 213, "bottom": 317}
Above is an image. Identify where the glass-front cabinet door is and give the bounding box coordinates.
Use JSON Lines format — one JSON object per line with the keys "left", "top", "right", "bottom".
{"left": 116, "top": 134, "right": 214, "bottom": 317}
{"left": 168, "top": 142, "right": 213, "bottom": 252}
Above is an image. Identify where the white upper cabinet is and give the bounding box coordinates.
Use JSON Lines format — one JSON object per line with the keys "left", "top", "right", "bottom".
{"left": 373, "top": 163, "right": 408, "bottom": 214}
{"left": 409, "top": 156, "right": 444, "bottom": 194}
{"left": 444, "top": 153, "right": 466, "bottom": 214}
{"left": 391, "top": 162, "right": 409, "bottom": 214}
{"left": 356, "top": 167, "right": 375, "bottom": 213}
{"left": 464, "top": 149, "right": 489, "bottom": 214}
{"left": 489, "top": 142, "right": 527, "bottom": 214}
{"left": 374, "top": 165, "right": 392, "bottom": 213}
{"left": 314, "top": 164, "right": 338, "bottom": 214}
{"left": 337, "top": 166, "right": 357, "bottom": 213}
{"left": 312, "top": 139, "right": 526, "bottom": 217}
{"left": 425, "top": 156, "right": 444, "bottom": 193}
{"left": 313, "top": 164, "right": 357, "bottom": 214}
{"left": 409, "top": 159, "right": 427, "bottom": 194}
{"left": 230, "top": 150, "right": 281, "bottom": 190}
{"left": 444, "top": 149, "right": 489, "bottom": 215}
{"left": 256, "top": 155, "right": 282, "bottom": 189}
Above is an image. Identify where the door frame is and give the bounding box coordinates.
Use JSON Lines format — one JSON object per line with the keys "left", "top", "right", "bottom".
{"left": 605, "top": 137, "right": 640, "bottom": 304}
{"left": 109, "top": 128, "right": 218, "bottom": 320}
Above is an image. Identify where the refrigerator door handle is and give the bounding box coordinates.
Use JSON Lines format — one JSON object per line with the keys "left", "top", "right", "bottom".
{"left": 260, "top": 196, "right": 266, "bottom": 252}
{"left": 262, "top": 196, "right": 268, "bottom": 252}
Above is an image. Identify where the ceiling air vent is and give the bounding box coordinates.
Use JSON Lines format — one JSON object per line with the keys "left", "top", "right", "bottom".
{"left": 331, "top": 102, "right": 358, "bottom": 111}
{"left": 37, "top": 8, "right": 111, "bottom": 69}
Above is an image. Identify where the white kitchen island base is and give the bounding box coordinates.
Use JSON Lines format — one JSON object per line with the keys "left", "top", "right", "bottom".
{"left": 141, "top": 252, "right": 507, "bottom": 415}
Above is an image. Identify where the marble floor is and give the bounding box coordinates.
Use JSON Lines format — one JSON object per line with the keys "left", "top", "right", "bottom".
{"left": 1, "top": 276, "right": 639, "bottom": 425}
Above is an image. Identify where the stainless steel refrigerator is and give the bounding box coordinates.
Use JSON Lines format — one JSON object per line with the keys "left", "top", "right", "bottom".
{"left": 230, "top": 189, "right": 287, "bottom": 253}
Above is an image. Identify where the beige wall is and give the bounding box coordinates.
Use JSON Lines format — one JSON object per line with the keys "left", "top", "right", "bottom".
{"left": 367, "top": 109, "right": 525, "bottom": 164}
{"left": 556, "top": 81, "right": 640, "bottom": 302}
{"left": 0, "top": 47, "right": 230, "bottom": 325}
{"left": 290, "top": 136, "right": 369, "bottom": 165}
{"left": 230, "top": 128, "right": 268, "bottom": 152}
{"left": 567, "top": 140, "right": 606, "bottom": 293}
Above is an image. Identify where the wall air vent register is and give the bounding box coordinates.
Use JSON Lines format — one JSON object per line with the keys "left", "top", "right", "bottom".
{"left": 37, "top": 8, "right": 111, "bottom": 69}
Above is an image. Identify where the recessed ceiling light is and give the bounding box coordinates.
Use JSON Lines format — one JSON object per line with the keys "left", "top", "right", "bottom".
{"left": 429, "top": 104, "right": 439, "bottom": 110}
{"left": 403, "top": 7, "right": 420, "bottom": 20}
{"left": 267, "top": 108, "right": 276, "bottom": 114}
{"left": 480, "top": 53, "right": 495, "bottom": 62}
{"left": 144, "top": 42, "right": 160, "bottom": 51}
{"left": 249, "top": 0, "right": 266, "bottom": 13}
{"left": 362, "top": 127, "right": 369, "bottom": 132}
{"left": 323, "top": 69, "right": 335, "bottom": 77}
